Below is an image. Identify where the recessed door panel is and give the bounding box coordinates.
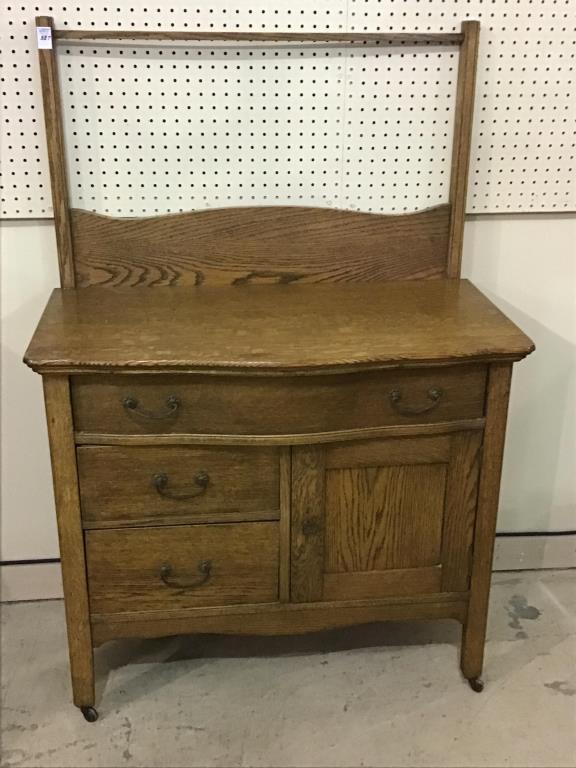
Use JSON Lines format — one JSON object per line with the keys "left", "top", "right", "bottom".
{"left": 324, "top": 464, "right": 447, "bottom": 573}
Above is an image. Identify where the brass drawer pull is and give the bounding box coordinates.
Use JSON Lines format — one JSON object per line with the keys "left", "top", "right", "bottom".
{"left": 160, "top": 560, "right": 212, "bottom": 589}
{"left": 152, "top": 470, "right": 210, "bottom": 500}
{"left": 389, "top": 386, "right": 443, "bottom": 416}
{"left": 122, "top": 394, "right": 180, "bottom": 419}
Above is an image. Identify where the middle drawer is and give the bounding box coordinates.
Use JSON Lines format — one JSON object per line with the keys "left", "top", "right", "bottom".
{"left": 77, "top": 445, "right": 280, "bottom": 527}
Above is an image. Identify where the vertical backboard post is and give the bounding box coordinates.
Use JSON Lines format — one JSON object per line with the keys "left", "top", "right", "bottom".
{"left": 36, "top": 15, "right": 75, "bottom": 288}
{"left": 447, "top": 20, "right": 480, "bottom": 278}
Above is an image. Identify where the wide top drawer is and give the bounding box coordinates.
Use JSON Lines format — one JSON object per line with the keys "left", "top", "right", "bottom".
{"left": 71, "top": 365, "right": 487, "bottom": 436}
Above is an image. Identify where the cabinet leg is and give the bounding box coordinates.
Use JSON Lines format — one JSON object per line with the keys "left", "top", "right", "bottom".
{"left": 460, "top": 364, "right": 513, "bottom": 694}
{"left": 460, "top": 612, "right": 486, "bottom": 688}
{"left": 67, "top": 623, "right": 96, "bottom": 712}
{"left": 43, "top": 377, "right": 97, "bottom": 715}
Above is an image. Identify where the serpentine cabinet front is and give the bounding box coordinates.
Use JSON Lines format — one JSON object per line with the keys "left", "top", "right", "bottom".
{"left": 38, "top": 357, "right": 516, "bottom": 719}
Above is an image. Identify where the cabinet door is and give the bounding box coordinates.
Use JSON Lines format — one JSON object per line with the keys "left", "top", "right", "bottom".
{"left": 291, "top": 432, "right": 482, "bottom": 603}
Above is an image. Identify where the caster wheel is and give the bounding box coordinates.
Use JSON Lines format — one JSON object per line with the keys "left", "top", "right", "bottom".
{"left": 80, "top": 706, "right": 99, "bottom": 722}
{"left": 468, "top": 677, "right": 484, "bottom": 693}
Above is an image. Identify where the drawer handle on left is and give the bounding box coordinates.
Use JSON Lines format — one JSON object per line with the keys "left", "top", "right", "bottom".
{"left": 160, "top": 560, "right": 212, "bottom": 589}
{"left": 122, "top": 394, "right": 180, "bottom": 419}
{"left": 152, "top": 471, "right": 210, "bottom": 500}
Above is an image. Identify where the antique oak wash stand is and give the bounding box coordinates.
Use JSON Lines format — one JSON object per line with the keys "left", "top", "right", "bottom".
{"left": 25, "top": 18, "right": 534, "bottom": 721}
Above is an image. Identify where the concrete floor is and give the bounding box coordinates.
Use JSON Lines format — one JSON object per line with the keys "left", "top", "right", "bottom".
{"left": 1, "top": 570, "right": 575, "bottom": 768}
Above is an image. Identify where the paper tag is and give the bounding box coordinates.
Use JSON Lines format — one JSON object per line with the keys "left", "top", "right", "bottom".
{"left": 36, "top": 27, "right": 53, "bottom": 49}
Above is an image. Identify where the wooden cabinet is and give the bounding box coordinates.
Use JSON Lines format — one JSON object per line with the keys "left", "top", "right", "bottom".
{"left": 291, "top": 433, "right": 481, "bottom": 603}
{"left": 80, "top": 428, "right": 483, "bottom": 616}
{"left": 27, "top": 14, "right": 533, "bottom": 723}
{"left": 25, "top": 280, "right": 533, "bottom": 721}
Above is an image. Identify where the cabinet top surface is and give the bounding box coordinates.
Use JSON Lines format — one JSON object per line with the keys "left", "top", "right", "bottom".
{"left": 24, "top": 280, "right": 534, "bottom": 375}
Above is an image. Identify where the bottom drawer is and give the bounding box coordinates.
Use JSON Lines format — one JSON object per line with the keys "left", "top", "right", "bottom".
{"left": 86, "top": 522, "right": 279, "bottom": 614}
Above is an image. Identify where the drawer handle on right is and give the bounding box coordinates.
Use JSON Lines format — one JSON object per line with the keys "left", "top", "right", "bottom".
{"left": 389, "top": 386, "right": 443, "bottom": 416}
{"left": 160, "top": 560, "right": 212, "bottom": 590}
{"left": 153, "top": 471, "right": 210, "bottom": 500}
{"left": 122, "top": 394, "right": 180, "bottom": 420}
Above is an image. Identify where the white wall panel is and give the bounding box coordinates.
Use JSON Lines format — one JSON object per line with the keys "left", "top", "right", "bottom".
{"left": 463, "top": 214, "right": 576, "bottom": 533}
{"left": 0, "top": 221, "right": 60, "bottom": 561}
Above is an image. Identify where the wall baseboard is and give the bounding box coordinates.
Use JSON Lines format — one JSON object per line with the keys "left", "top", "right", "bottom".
{"left": 1, "top": 562, "right": 63, "bottom": 602}
{"left": 1, "top": 534, "right": 574, "bottom": 602}
{"left": 493, "top": 533, "right": 576, "bottom": 571}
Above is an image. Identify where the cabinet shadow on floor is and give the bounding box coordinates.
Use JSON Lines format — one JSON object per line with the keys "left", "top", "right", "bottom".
{"left": 94, "top": 619, "right": 462, "bottom": 704}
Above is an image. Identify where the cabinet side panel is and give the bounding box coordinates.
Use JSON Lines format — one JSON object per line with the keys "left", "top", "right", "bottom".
{"left": 441, "top": 430, "right": 483, "bottom": 591}
{"left": 461, "top": 363, "right": 513, "bottom": 679}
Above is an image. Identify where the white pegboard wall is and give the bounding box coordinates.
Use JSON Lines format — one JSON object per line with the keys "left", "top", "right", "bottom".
{"left": 57, "top": 42, "right": 456, "bottom": 216}
{"left": 0, "top": 1, "right": 574, "bottom": 218}
{"left": 59, "top": 43, "right": 348, "bottom": 216}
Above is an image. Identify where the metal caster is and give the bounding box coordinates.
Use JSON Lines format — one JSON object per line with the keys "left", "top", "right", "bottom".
{"left": 468, "top": 677, "right": 484, "bottom": 693}
{"left": 80, "top": 706, "right": 99, "bottom": 722}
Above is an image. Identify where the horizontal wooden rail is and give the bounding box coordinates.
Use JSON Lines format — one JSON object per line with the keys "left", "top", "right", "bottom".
{"left": 74, "top": 420, "right": 486, "bottom": 448}
{"left": 53, "top": 30, "right": 463, "bottom": 45}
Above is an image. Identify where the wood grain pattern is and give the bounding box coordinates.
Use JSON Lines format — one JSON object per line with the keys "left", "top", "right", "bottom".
{"left": 91, "top": 588, "right": 466, "bottom": 623}
{"left": 440, "top": 431, "right": 482, "bottom": 591}
{"left": 77, "top": 445, "right": 279, "bottom": 526}
{"left": 23, "top": 282, "right": 535, "bottom": 375}
{"left": 324, "top": 464, "right": 447, "bottom": 573}
{"left": 43, "top": 376, "right": 93, "bottom": 707}
{"left": 323, "top": 566, "right": 442, "bottom": 601}
{"left": 91, "top": 596, "right": 467, "bottom": 644}
{"left": 461, "top": 363, "right": 513, "bottom": 680}
{"left": 74, "top": 418, "right": 486, "bottom": 447}
{"left": 85, "top": 522, "right": 279, "bottom": 614}
{"left": 278, "top": 447, "right": 291, "bottom": 602}
{"left": 325, "top": 435, "right": 451, "bottom": 469}
{"left": 292, "top": 430, "right": 484, "bottom": 604}
{"left": 290, "top": 446, "right": 325, "bottom": 603}
{"left": 54, "top": 29, "right": 464, "bottom": 44}
{"left": 36, "top": 17, "right": 75, "bottom": 288}
{"left": 81, "top": 510, "right": 277, "bottom": 531}
{"left": 70, "top": 206, "right": 451, "bottom": 288}
{"left": 447, "top": 20, "right": 480, "bottom": 277}
{"left": 70, "top": 365, "right": 487, "bottom": 437}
